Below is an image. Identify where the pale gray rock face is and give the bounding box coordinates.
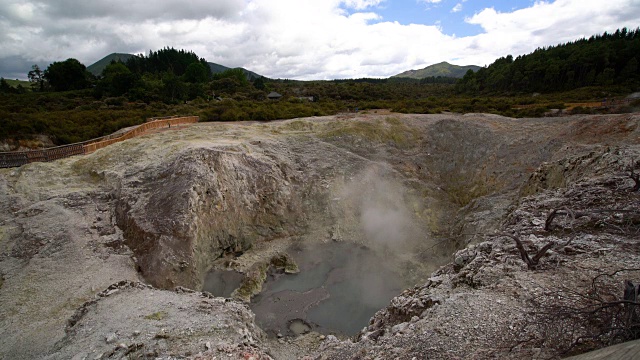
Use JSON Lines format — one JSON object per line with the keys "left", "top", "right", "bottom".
{"left": 115, "top": 146, "right": 306, "bottom": 289}
{"left": 1, "top": 113, "right": 639, "bottom": 359}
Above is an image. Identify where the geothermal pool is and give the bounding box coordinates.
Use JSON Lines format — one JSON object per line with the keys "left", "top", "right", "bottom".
{"left": 204, "top": 242, "right": 407, "bottom": 337}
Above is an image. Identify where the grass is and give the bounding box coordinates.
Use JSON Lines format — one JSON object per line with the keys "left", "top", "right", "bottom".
{"left": 280, "top": 120, "right": 314, "bottom": 132}
{"left": 145, "top": 311, "right": 168, "bottom": 320}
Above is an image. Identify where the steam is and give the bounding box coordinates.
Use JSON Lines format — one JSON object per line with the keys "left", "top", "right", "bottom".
{"left": 337, "top": 165, "right": 422, "bottom": 254}
{"left": 250, "top": 166, "right": 434, "bottom": 335}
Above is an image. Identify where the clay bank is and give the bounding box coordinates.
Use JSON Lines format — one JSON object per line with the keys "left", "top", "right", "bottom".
{"left": 0, "top": 112, "right": 639, "bottom": 359}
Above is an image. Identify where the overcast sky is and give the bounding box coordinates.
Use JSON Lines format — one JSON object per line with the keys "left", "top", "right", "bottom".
{"left": 1, "top": 0, "right": 639, "bottom": 80}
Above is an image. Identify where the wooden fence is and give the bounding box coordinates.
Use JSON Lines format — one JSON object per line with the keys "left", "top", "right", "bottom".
{"left": 0, "top": 115, "right": 198, "bottom": 169}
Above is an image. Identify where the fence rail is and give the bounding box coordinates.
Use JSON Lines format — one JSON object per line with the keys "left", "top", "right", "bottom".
{"left": 0, "top": 115, "right": 198, "bottom": 169}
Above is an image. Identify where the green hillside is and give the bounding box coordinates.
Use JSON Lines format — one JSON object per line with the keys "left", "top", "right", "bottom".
{"left": 87, "top": 53, "right": 134, "bottom": 76}
{"left": 209, "top": 62, "right": 229, "bottom": 74}
{"left": 208, "top": 63, "right": 261, "bottom": 80}
{"left": 4, "top": 79, "right": 30, "bottom": 88}
{"left": 393, "top": 62, "right": 481, "bottom": 79}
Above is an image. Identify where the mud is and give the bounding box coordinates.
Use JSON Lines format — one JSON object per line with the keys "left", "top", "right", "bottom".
{"left": 251, "top": 242, "right": 405, "bottom": 337}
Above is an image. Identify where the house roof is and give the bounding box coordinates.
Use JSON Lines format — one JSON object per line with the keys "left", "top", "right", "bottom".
{"left": 267, "top": 92, "right": 282, "bottom": 98}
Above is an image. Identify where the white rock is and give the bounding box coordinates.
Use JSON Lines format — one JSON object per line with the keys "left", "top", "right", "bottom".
{"left": 71, "top": 353, "right": 86, "bottom": 360}
{"left": 105, "top": 333, "right": 117, "bottom": 344}
{"left": 391, "top": 322, "right": 409, "bottom": 335}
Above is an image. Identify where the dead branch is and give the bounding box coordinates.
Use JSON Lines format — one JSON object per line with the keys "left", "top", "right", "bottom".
{"left": 591, "top": 268, "right": 640, "bottom": 294}
{"left": 527, "top": 271, "right": 640, "bottom": 356}
{"left": 498, "top": 233, "right": 554, "bottom": 270}
{"left": 545, "top": 209, "right": 558, "bottom": 232}
{"left": 531, "top": 241, "right": 556, "bottom": 265}
{"left": 630, "top": 162, "right": 640, "bottom": 192}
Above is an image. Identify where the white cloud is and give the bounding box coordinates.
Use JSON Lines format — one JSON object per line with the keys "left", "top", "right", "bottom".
{"left": 463, "top": 0, "right": 640, "bottom": 62}
{"left": 452, "top": 3, "right": 463, "bottom": 12}
{"left": 343, "top": 0, "right": 386, "bottom": 10}
{"left": 0, "top": 0, "right": 639, "bottom": 80}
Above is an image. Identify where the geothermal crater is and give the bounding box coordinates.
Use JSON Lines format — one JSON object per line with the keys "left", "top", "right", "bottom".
{"left": 107, "top": 114, "right": 582, "bottom": 336}
{"left": 1, "top": 113, "right": 639, "bottom": 359}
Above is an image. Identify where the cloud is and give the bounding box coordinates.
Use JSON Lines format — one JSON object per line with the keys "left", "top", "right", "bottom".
{"left": 6, "top": 0, "right": 246, "bottom": 21}
{"left": 1, "top": 0, "right": 639, "bottom": 80}
{"left": 452, "top": 3, "right": 463, "bottom": 12}
{"left": 343, "top": 0, "right": 386, "bottom": 10}
{"left": 464, "top": 0, "right": 640, "bottom": 62}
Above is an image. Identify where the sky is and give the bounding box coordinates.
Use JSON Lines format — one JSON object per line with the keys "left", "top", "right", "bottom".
{"left": 1, "top": 0, "right": 639, "bottom": 80}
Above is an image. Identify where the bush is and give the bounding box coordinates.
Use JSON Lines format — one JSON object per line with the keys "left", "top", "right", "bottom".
{"left": 570, "top": 106, "right": 593, "bottom": 114}
{"left": 104, "top": 97, "right": 126, "bottom": 107}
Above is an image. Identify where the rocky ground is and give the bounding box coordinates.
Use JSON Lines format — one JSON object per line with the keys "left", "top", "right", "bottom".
{"left": 0, "top": 112, "right": 639, "bottom": 359}
{"left": 319, "top": 146, "right": 640, "bottom": 359}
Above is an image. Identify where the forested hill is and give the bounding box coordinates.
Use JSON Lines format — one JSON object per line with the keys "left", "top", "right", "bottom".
{"left": 87, "top": 53, "right": 134, "bottom": 76}
{"left": 88, "top": 51, "right": 262, "bottom": 80}
{"left": 456, "top": 27, "right": 640, "bottom": 93}
{"left": 393, "top": 62, "right": 481, "bottom": 79}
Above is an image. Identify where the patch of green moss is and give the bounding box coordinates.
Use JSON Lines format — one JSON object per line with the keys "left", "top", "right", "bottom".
{"left": 282, "top": 120, "right": 314, "bottom": 132}
{"left": 232, "top": 262, "right": 269, "bottom": 302}
{"left": 270, "top": 253, "right": 300, "bottom": 274}
{"left": 520, "top": 163, "right": 567, "bottom": 197}
{"left": 442, "top": 173, "right": 498, "bottom": 207}
{"left": 320, "top": 118, "right": 419, "bottom": 149}
{"left": 145, "top": 311, "right": 168, "bottom": 320}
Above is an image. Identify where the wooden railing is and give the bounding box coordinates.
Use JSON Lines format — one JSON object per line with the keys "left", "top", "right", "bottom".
{"left": 0, "top": 115, "right": 198, "bottom": 169}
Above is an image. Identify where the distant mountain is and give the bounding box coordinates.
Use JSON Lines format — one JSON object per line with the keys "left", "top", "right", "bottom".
{"left": 87, "top": 53, "right": 263, "bottom": 80}
{"left": 208, "top": 63, "right": 262, "bottom": 81}
{"left": 392, "top": 62, "right": 481, "bottom": 79}
{"left": 87, "top": 53, "right": 134, "bottom": 76}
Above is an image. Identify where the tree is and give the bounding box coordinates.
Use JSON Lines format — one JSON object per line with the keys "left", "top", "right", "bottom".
{"left": 125, "top": 47, "right": 211, "bottom": 78}
{"left": 214, "top": 68, "right": 249, "bottom": 85}
{"left": 28, "top": 64, "right": 46, "bottom": 91}
{"left": 0, "top": 78, "right": 16, "bottom": 93}
{"left": 183, "top": 62, "right": 209, "bottom": 83}
{"left": 44, "top": 58, "right": 92, "bottom": 91}
{"left": 162, "top": 71, "right": 186, "bottom": 102}
{"left": 253, "top": 76, "right": 266, "bottom": 90}
{"left": 99, "top": 61, "right": 137, "bottom": 96}
{"left": 455, "top": 27, "right": 640, "bottom": 93}
{"left": 619, "top": 57, "right": 638, "bottom": 82}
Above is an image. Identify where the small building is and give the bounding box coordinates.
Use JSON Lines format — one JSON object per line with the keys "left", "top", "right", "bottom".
{"left": 267, "top": 92, "right": 282, "bottom": 100}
